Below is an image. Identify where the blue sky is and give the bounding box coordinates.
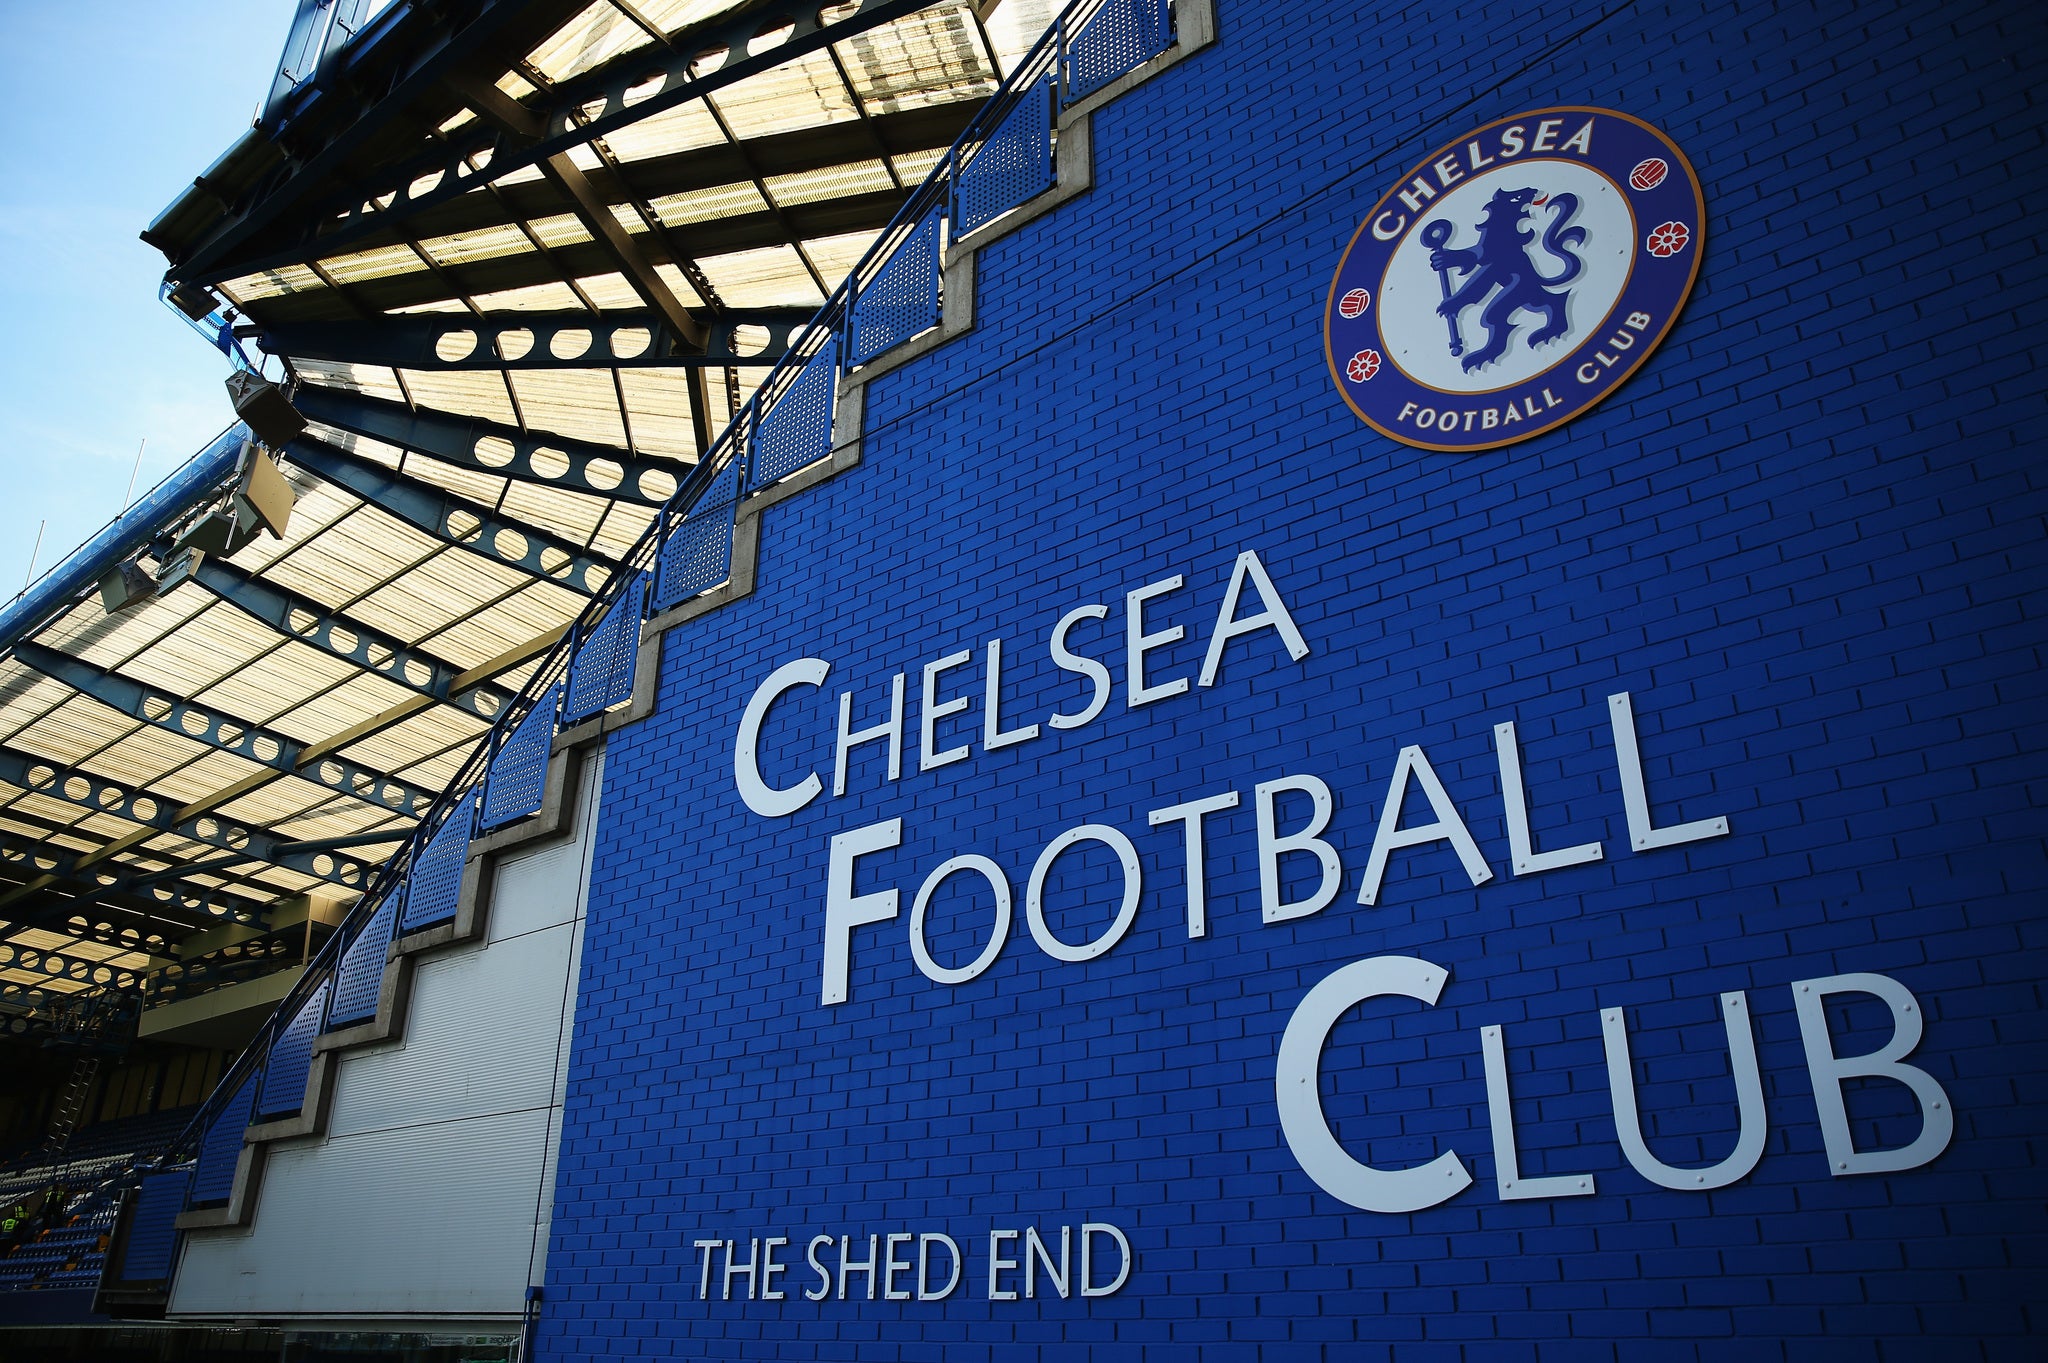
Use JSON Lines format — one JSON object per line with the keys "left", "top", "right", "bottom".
{"left": 0, "top": 1, "right": 294, "bottom": 600}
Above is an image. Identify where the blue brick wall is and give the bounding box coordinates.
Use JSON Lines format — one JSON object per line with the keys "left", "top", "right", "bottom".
{"left": 537, "top": 0, "right": 2046, "bottom": 1355}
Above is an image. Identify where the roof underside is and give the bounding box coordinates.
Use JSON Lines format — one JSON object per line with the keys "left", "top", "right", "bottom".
{"left": 2, "top": 0, "right": 1052, "bottom": 1027}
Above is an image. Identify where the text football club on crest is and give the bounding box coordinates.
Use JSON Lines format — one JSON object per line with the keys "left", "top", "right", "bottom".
{"left": 1326, "top": 107, "right": 1705, "bottom": 450}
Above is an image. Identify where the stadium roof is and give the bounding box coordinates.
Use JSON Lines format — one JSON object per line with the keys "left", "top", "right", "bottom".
{"left": 0, "top": 0, "right": 1053, "bottom": 1035}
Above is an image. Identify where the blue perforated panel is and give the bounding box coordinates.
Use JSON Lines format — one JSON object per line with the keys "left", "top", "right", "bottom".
{"left": 1063, "top": 0, "right": 1171, "bottom": 103}
{"left": 400, "top": 789, "right": 476, "bottom": 932}
{"left": 254, "top": 981, "right": 329, "bottom": 1121}
{"left": 325, "top": 890, "right": 398, "bottom": 1030}
{"left": 480, "top": 685, "right": 562, "bottom": 831}
{"left": 115, "top": 1169, "right": 190, "bottom": 1283}
{"left": 846, "top": 211, "right": 942, "bottom": 364}
{"left": 188, "top": 1074, "right": 258, "bottom": 1208}
{"left": 652, "top": 501, "right": 737, "bottom": 612}
{"left": 751, "top": 341, "right": 840, "bottom": 489}
{"left": 953, "top": 78, "right": 1057, "bottom": 235}
{"left": 563, "top": 579, "right": 647, "bottom": 724}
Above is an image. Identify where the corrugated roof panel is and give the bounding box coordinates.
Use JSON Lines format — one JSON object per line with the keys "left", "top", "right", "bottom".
{"left": 498, "top": 479, "right": 615, "bottom": 545}
{"left": 393, "top": 370, "right": 521, "bottom": 426}
{"left": 218, "top": 262, "right": 328, "bottom": 304}
{"left": 193, "top": 645, "right": 366, "bottom": 737}
{"left": 835, "top": 1, "right": 997, "bottom": 114}
{"left": 765, "top": 158, "right": 897, "bottom": 207}
{"left": 505, "top": 369, "right": 631, "bottom": 448}
{"left": 260, "top": 512, "right": 439, "bottom": 616}
{"left": 805, "top": 227, "right": 897, "bottom": 287}
{"left": 647, "top": 180, "right": 771, "bottom": 228}
{"left": 293, "top": 362, "right": 410, "bottom": 403}
{"left": 0, "top": 669, "right": 81, "bottom": 747}
{"left": 526, "top": 1, "right": 655, "bottom": 84}
{"left": 614, "top": 369, "right": 698, "bottom": 460}
{"left": 529, "top": 213, "right": 594, "bottom": 250}
{"left": 307, "top": 423, "right": 406, "bottom": 471}
{"left": 470, "top": 280, "right": 587, "bottom": 312}
{"left": 588, "top": 501, "right": 657, "bottom": 559}
{"left": 591, "top": 98, "right": 726, "bottom": 164}
{"left": 319, "top": 240, "right": 432, "bottom": 286}
{"left": 696, "top": 242, "right": 824, "bottom": 307}
{"left": 120, "top": 603, "right": 278, "bottom": 696}
{"left": 335, "top": 707, "right": 487, "bottom": 780}
{"left": 707, "top": 48, "right": 859, "bottom": 141}
{"left": 349, "top": 553, "right": 540, "bottom": 657}
{"left": 651, "top": 264, "right": 708, "bottom": 309}
{"left": 397, "top": 450, "right": 509, "bottom": 510}
{"left": 11, "top": 696, "right": 151, "bottom": 769}
{"left": 981, "top": 0, "right": 1058, "bottom": 66}
{"left": 136, "top": 747, "right": 269, "bottom": 806}
{"left": 417, "top": 221, "right": 536, "bottom": 269}
{"left": 58, "top": 587, "right": 212, "bottom": 675}
{"left": 251, "top": 668, "right": 416, "bottom": 748}
{"left": 571, "top": 272, "right": 649, "bottom": 310}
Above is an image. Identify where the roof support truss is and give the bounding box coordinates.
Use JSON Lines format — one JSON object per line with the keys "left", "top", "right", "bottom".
{"left": 179, "top": 0, "right": 941, "bottom": 283}
{"left": 0, "top": 743, "right": 379, "bottom": 891}
{"left": 294, "top": 384, "right": 682, "bottom": 507}
{"left": 191, "top": 556, "right": 513, "bottom": 721}
{"left": 10, "top": 642, "right": 438, "bottom": 820}
{"left": 256, "top": 307, "right": 812, "bottom": 371}
{"left": 285, "top": 436, "right": 616, "bottom": 595}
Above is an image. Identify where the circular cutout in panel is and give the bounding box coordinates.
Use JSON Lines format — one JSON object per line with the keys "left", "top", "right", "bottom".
{"left": 142, "top": 695, "right": 173, "bottom": 721}
{"left": 609, "top": 327, "right": 651, "bottom": 360}
{"left": 494, "top": 528, "right": 530, "bottom": 561}
{"left": 447, "top": 510, "right": 484, "bottom": 542}
{"left": 252, "top": 736, "right": 280, "bottom": 762}
{"left": 216, "top": 722, "right": 244, "bottom": 746}
{"left": 496, "top": 329, "right": 534, "bottom": 362}
{"left": 329, "top": 625, "right": 358, "bottom": 655}
{"left": 131, "top": 795, "right": 157, "bottom": 820}
{"left": 550, "top": 328, "right": 593, "bottom": 360}
{"left": 64, "top": 775, "right": 90, "bottom": 801}
{"left": 403, "top": 659, "right": 433, "bottom": 688}
{"left": 584, "top": 458, "right": 624, "bottom": 491}
{"left": 749, "top": 17, "right": 793, "bottom": 50}
{"left": 731, "top": 324, "right": 773, "bottom": 357}
{"left": 623, "top": 71, "right": 665, "bottom": 106}
{"left": 435, "top": 329, "right": 479, "bottom": 363}
{"left": 529, "top": 447, "right": 571, "bottom": 480}
{"left": 288, "top": 607, "right": 320, "bottom": 634}
{"left": 637, "top": 467, "right": 678, "bottom": 500}
{"left": 178, "top": 710, "right": 208, "bottom": 737}
{"left": 475, "top": 436, "right": 516, "bottom": 468}
{"left": 690, "top": 45, "right": 729, "bottom": 77}
{"left": 408, "top": 169, "right": 445, "bottom": 199}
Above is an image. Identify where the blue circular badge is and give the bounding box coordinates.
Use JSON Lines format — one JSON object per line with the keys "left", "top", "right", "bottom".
{"left": 1325, "top": 107, "right": 1704, "bottom": 451}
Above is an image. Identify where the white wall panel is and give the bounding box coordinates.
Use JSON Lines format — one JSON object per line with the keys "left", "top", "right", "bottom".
{"left": 170, "top": 749, "right": 605, "bottom": 1320}
{"left": 170, "top": 1108, "right": 554, "bottom": 1318}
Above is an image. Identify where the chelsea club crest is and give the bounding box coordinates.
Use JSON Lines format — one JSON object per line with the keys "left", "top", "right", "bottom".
{"left": 1325, "top": 107, "right": 1704, "bottom": 451}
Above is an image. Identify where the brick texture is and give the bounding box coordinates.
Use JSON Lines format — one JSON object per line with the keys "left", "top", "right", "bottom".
{"left": 535, "top": 0, "right": 2047, "bottom": 1356}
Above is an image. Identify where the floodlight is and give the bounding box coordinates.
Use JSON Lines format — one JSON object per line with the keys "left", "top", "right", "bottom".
{"left": 224, "top": 372, "right": 306, "bottom": 448}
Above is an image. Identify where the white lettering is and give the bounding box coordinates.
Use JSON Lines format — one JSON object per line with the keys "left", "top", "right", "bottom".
{"left": 1148, "top": 790, "right": 1239, "bottom": 937}
{"left": 1255, "top": 774, "right": 1343, "bottom": 924}
{"left": 919, "top": 649, "right": 974, "bottom": 771}
{"left": 834, "top": 672, "right": 904, "bottom": 796}
{"left": 982, "top": 637, "right": 1039, "bottom": 750}
{"left": 908, "top": 854, "right": 1011, "bottom": 986}
{"left": 1494, "top": 720, "right": 1601, "bottom": 874}
{"left": 1608, "top": 691, "right": 1730, "bottom": 850}
{"left": 1793, "top": 973, "right": 1954, "bottom": 1175}
{"left": 1276, "top": 955, "right": 1470, "bottom": 1211}
{"left": 1126, "top": 574, "right": 1190, "bottom": 707}
{"left": 1199, "top": 549, "right": 1311, "bottom": 687}
{"left": 820, "top": 818, "right": 901, "bottom": 1006}
{"left": 735, "top": 658, "right": 829, "bottom": 816}
{"left": 1047, "top": 603, "right": 1112, "bottom": 729}
{"left": 1025, "top": 824, "right": 1142, "bottom": 963}
{"left": 1357, "top": 745, "right": 1493, "bottom": 905}
{"left": 1602, "top": 995, "right": 1766, "bottom": 1189}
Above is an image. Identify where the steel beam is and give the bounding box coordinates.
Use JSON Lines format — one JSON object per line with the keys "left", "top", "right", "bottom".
{"left": 0, "top": 744, "right": 378, "bottom": 892}
{"left": 188, "top": 0, "right": 941, "bottom": 282}
{"left": 253, "top": 308, "right": 811, "bottom": 371}
{"left": 0, "top": 939, "right": 143, "bottom": 992}
{"left": 10, "top": 643, "right": 438, "bottom": 820}
{"left": 190, "top": 557, "right": 513, "bottom": 721}
{"left": 285, "top": 436, "right": 616, "bottom": 595}
{"left": 294, "top": 384, "right": 682, "bottom": 507}
{"left": 1, "top": 906, "right": 174, "bottom": 957}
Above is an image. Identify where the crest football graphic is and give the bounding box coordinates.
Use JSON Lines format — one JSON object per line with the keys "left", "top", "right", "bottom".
{"left": 1324, "top": 108, "right": 1704, "bottom": 451}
